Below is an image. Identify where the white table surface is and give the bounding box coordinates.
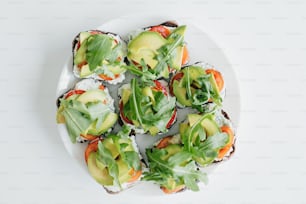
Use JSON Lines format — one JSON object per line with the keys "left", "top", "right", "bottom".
{"left": 1, "top": 0, "right": 306, "bottom": 203}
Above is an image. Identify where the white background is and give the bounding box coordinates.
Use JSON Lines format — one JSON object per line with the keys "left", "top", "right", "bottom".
{"left": 1, "top": 0, "right": 306, "bottom": 203}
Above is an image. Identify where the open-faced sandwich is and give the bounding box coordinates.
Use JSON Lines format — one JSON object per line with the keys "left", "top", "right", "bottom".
{"left": 73, "top": 30, "right": 127, "bottom": 84}
{"left": 170, "top": 63, "right": 225, "bottom": 112}
{"left": 127, "top": 21, "right": 189, "bottom": 79}
{"left": 56, "top": 79, "right": 118, "bottom": 143}
{"left": 85, "top": 125, "right": 144, "bottom": 193}
{"left": 118, "top": 78, "right": 177, "bottom": 135}
{"left": 143, "top": 109, "right": 235, "bottom": 194}
{"left": 143, "top": 134, "right": 208, "bottom": 194}
{"left": 179, "top": 109, "right": 235, "bottom": 166}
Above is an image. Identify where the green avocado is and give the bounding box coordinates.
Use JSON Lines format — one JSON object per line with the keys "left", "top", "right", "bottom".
{"left": 79, "top": 32, "right": 91, "bottom": 44}
{"left": 117, "top": 158, "right": 132, "bottom": 183}
{"left": 186, "top": 66, "right": 206, "bottom": 80}
{"left": 87, "top": 152, "right": 113, "bottom": 186}
{"left": 186, "top": 114, "right": 220, "bottom": 136}
{"left": 187, "top": 114, "right": 202, "bottom": 126}
{"left": 128, "top": 31, "right": 167, "bottom": 68}
{"left": 172, "top": 80, "right": 192, "bottom": 106}
{"left": 200, "top": 117, "right": 220, "bottom": 136}
{"left": 121, "top": 88, "right": 131, "bottom": 105}
{"left": 161, "top": 144, "right": 182, "bottom": 161}
{"left": 108, "top": 64, "right": 126, "bottom": 75}
{"left": 87, "top": 112, "right": 118, "bottom": 135}
{"left": 79, "top": 64, "right": 92, "bottom": 77}
{"left": 169, "top": 26, "right": 187, "bottom": 70}
{"left": 77, "top": 89, "right": 106, "bottom": 104}
{"left": 74, "top": 38, "right": 87, "bottom": 66}
{"left": 142, "top": 86, "right": 155, "bottom": 105}
{"left": 209, "top": 74, "right": 221, "bottom": 105}
{"left": 102, "top": 137, "right": 120, "bottom": 158}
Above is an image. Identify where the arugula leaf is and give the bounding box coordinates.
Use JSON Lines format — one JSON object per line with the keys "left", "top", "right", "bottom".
{"left": 59, "top": 95, "right": 114, "bottom": 142}
{"left": 178, "top": 161, "right": 208, "bottom": 191}
{"left": 61, "top": 108, "right": 92, "bottom": 143}
{"left": 123, "top": 151, "right": 141, "bottom": 171}
{"left": 117, "top": 125, "right": 131, "bottom": 138}
{"left": 131, "top": 78, "right": 143, "bottom": 126}
{"left": 86, "top": 102, "right": 110, "bottom": 120}
{"left": 168, "top": 151, "right": 192, "bottom": 166}
{"left": 185, "top": 67, "right": 192, "bottom": 99}
{"left": 198, "top": 132, "right": 229, "bottom": 151}
{"left": 123, "top": 79, "right": 176, "bottom": 134}
{"left": 154, "top": 30, "right": 184, "bottom": 74}
{"left": 97, "top": 141, "right": 121, "bottom": 189}
{"left": 123, "top": 63, "right": 156, "bottom": 82}
{"left": 86, "top": 35, "right": 113, "bottom": 71}
{"left": 143, "top": 148, "right": 207, "bottom": 191}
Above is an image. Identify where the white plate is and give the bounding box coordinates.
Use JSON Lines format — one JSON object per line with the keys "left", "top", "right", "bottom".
{"left": 56, "top": 15, "right": 240, "bottom": 193}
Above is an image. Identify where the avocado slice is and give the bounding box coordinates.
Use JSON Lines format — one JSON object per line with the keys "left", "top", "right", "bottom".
{"left": 187, "top": 114, "right": 220, "bottom": 136}
{"left": 200, "top": 117, "right": 220, "bottom": 136}
{"left": 117, "top": 158, "right": 132, "bottom": 183}
{"left": 79, "top": 64, "right": 92, "bottom": 77}
{"left": 173, "top": 80, "right": 192, "bottom": 106}
{"left": 209, "top": 74, "right": 221, "bottom": 105}
{"left": 74, "top": 39, "right": 87, "bottom": 66}
{"left": 87, "top": 152, "right": 113, "bottom": 186}
{"left": 142, "top": 87, "right": 155, "bottom": 105}
{"left": 161, "top": 144, "right": 183, "bottom": 161}
{"left": 102, "top": 137, "right": 120, "bottom": 158}
{"left": 169, "top": 26, "right": 187, "bottom": 70}
{"left": 79, "top": 32, "right": 91, "bottom": 44}
{"left": 56, "top": 105, "right": 65, "bottom": 124}
{"left": 128, "top": 31, "right": 167, "bottom": 68}
{"left": 108, "top": 65, "right": 126, "bottom": 75}
{"left": 87, "top": 112, "right": 118, "bottom": 135}
{"left": 77, "top": 89, "right": 106, "bottom": 104}
{"left": 187, "top": 114, "right": 202, "bottom": 126}
{"left": 121, "top": 88, "right": 131, "bottom": 105}
{"left": 186, "top": 66, "right": 206, "bottom": 80}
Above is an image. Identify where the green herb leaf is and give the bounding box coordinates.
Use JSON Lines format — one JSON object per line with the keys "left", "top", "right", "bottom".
{"left": 199, "top": 132, "right": 229, "bottom": 151}
{"left": 61, "top": 108, "right": 92, "bottom": 143}
{"left": 143, "top": 148, "right": 206, "bottom": 191}
{"left": 168, "top": 151, "right": 192, "bottom": 166}
{"left": 154, "top": 30, "right": 184, "bottom": 74}
{"left": 123, "top": 151, "right": 141, "bottom": 171}
{"left": 86, "top": 35, "right": 113, "bottom": 71}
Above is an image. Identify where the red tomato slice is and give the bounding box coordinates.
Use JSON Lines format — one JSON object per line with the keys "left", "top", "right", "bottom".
{"left": 85, "top": 139, "right": 100, "bottom": 164}
{"left": 169, "top": 72, "right": 184, "bottom": 96}
{"left": 166, "top": 109, "right": 177, "bottom": 129}
{"left": 64, "top": 90, "right": 85, "bottom": 99}
{"left": 152, "top": 80, "right": 168, "bottom": 96}
{"left": 149, "top": 25, "right": 171, "bottom": 38}
{"left": 119, "top": 101, "right": 133, "bottom": 125}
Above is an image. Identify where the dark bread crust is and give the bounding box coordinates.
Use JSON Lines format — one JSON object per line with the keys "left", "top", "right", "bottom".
{"left": 143, "top": 21, "right": 178, "bottom": 30}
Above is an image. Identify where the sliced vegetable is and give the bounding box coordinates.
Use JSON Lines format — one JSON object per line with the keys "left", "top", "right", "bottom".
{"left": 170, "top": 65, "right": 223, "bottom": 112}
{"left": 56, "top": 80, "right": 117, "bottom": 143}
{"left": 64, "top": 90, "right": 85, "bottom": 99}
{"left": 149, "top": 25, "right": 171, "bottom": 38}
{"left": 73, "top": 31, "right": 126, "bottom": 81}
{"left": 218, "top": 126, "right": 234, "bottom": 159}
{"left": 85, "top": 126, "right": 143, "bottom": 189}
{"left": 120, "top": 79, "right": 176, "bottom": 135}
{"left": 127, "top": 25, "right": 187, "bottom": 79}
{"left": 205, "top": 69, "right": 224, "bottom": 92}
